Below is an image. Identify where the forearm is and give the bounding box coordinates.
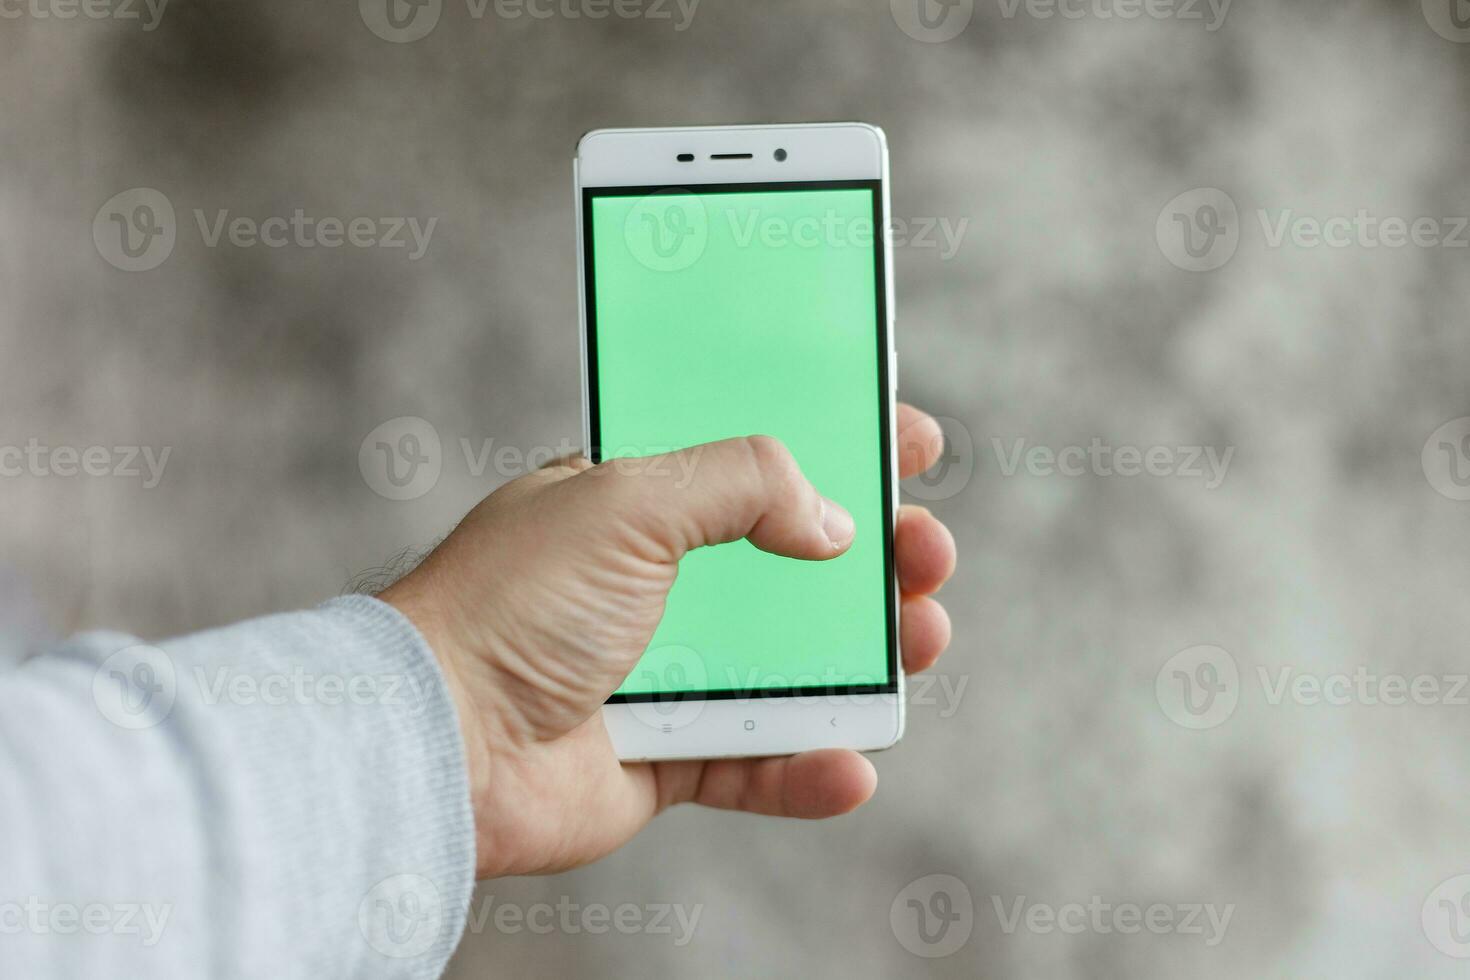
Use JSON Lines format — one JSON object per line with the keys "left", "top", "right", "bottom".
{"left": 0, "top": 596, "right": 475, "bottom": 979}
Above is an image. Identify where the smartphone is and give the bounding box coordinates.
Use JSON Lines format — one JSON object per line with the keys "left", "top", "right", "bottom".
{"left": 575, "top": 123, "right": 901, "bottom": 761}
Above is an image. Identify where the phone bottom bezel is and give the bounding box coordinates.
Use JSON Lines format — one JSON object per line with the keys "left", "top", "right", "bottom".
{"left": 603, "top": 690, "right": 905, "bottom": 762}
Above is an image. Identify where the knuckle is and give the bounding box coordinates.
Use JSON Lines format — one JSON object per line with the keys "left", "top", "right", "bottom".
{"left": 746, "top": 434, "right": 793, "bottom": 470}
{"left": 742, "top": 433, "right": 792, "bottom": 472}
{"left": 741, "top": 434, "right": 803, "bottom": 502}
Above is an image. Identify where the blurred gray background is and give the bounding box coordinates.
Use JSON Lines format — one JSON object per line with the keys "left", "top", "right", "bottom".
{"left": 6, "top": 0, "right": 1470, "bottom": 975}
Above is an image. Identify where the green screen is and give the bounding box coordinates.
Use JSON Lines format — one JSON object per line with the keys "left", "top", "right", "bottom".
{"left": 587, "top": 183, "right": 893, "bottom": 699}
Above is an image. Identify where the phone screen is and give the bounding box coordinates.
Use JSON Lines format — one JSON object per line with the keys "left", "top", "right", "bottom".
{"left": 583, "top": 180, "right": 896, "bottom": 702}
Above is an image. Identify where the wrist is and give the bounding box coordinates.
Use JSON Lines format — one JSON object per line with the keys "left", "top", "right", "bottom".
{"left": 379, "top": 577, "right": 499, "bottom": 877}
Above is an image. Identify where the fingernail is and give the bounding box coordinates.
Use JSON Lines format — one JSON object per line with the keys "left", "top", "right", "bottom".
{"left": 819, "top": 496, "right": 855, "bottom": 550}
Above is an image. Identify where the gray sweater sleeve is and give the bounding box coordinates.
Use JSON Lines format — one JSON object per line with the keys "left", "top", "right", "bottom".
{"left": 0, "top": 595, "right": 477, "bottom": 980}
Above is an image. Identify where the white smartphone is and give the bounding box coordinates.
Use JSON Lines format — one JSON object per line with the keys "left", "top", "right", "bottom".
{"left": 575, "top": 123, "right": 902, "bottom": 761}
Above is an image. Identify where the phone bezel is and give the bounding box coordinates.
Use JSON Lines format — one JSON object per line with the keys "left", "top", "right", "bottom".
{"left": 575, "top": 123, "right": 903, "bottom": 760}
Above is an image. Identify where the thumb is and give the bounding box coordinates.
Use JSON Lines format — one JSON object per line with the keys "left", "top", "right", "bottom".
{"left": 573, "top": 435, "right": 856, "bottom": 563}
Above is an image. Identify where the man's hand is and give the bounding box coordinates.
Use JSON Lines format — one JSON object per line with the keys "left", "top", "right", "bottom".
{"left": 381, "top": 403, "right": 957, "bottom": 879}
